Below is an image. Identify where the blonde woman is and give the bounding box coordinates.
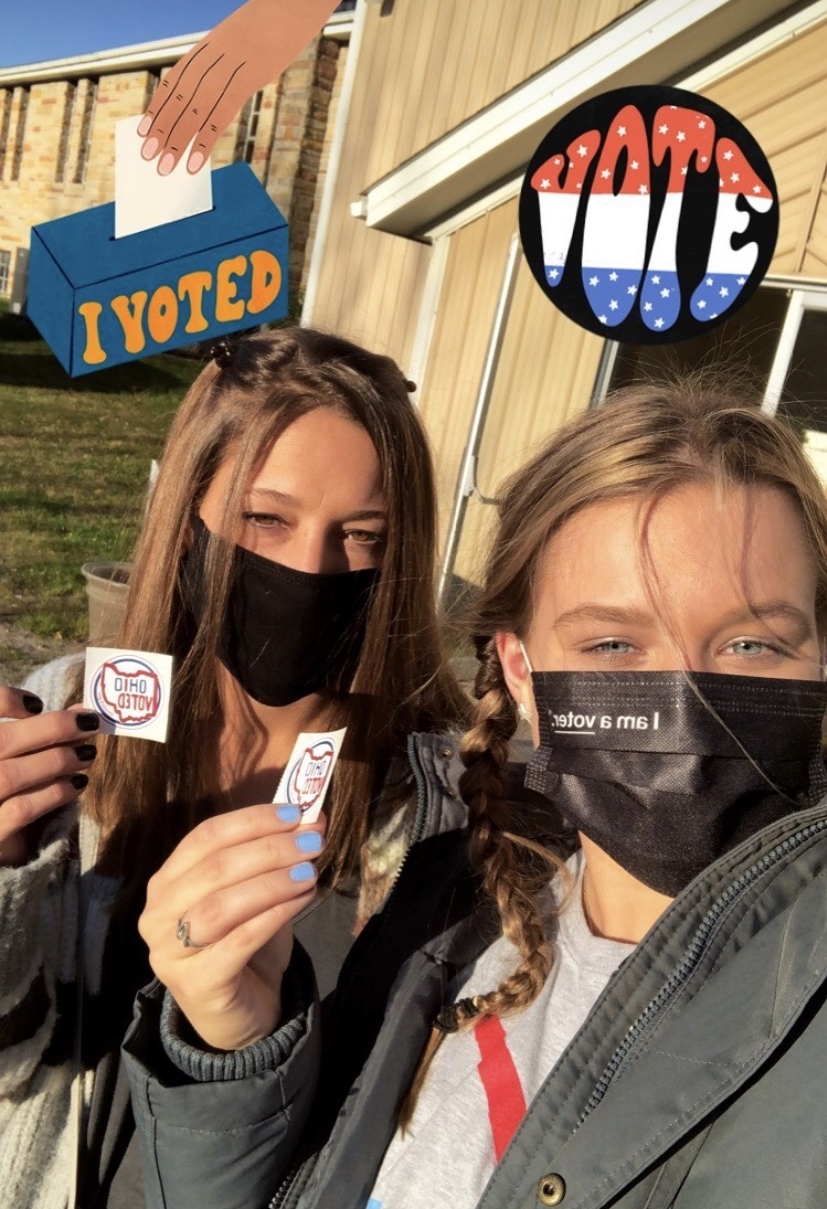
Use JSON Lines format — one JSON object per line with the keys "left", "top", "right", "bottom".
{"left": 0, "top": 327, "right": 467, "bottom": 1208}
{"left": 129, "top": 379, "right": 827, "bottom": 1209}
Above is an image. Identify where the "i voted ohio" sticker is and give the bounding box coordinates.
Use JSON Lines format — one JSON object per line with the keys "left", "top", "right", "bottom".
{"left": 273, "top": 727, "right": 346, "bottom": 823}
{"left": 84, "top": 647, "right": 173, "bottom": 742}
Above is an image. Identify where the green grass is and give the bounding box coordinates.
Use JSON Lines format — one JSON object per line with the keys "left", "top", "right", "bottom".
{"left": 0, "top": 310, "right": 202, "bottom": 640}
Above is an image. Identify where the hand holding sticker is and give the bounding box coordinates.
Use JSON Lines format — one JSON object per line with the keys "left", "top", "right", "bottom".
{"left": 139, "top": 0, "right": 340, "bottom": 175}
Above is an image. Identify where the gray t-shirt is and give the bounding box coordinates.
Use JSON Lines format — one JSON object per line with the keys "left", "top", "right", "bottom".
{"left": 367, "top": 851, "right": 635, "bottom": 1209}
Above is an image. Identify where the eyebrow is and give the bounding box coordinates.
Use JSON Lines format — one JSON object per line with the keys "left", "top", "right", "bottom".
{"left": 246, "top": 488, "right": 387, "bottom": 523}
{"left": 553, "top": 604, "right": 655, "bottom": 629}
{"left": 553, "top": 599, "right": 814, "bottom": 636}
{"left": 716, "top": 600, "right": 815, "bottom": 637}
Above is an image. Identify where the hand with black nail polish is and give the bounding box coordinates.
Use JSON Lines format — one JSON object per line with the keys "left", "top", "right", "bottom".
{"left": 0, "top": 686, "right": 100, "bottom": 867}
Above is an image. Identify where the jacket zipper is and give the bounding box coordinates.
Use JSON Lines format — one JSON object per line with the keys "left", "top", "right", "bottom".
{"left": 267, "top": 739, "right": 432, "bottom": 1209}
{"left": 580, "top": 818, "right": 827, "bottom": 1122}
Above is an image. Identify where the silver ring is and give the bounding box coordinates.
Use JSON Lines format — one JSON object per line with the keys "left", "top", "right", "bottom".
{"left": 176, "top": 917, "right": 209, "bottom": 949}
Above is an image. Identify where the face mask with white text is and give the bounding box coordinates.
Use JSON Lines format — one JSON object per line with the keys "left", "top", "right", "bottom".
{"left": 523, "top": 669, "right": 827, "bottom": 896}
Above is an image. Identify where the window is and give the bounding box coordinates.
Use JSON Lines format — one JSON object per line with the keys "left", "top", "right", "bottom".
{"left": 235, "top": 90, "right": 264, "bottom": 164}
{"left": 144, "top": 68, "right": 160, "bottom": 110}
{"left": 74, "top": 77, "right": 97, "bottom": 184}
{"left": 0, "top": 90, "right": 12, "bottom": 179}
{"left": 55, "top": 81, "right": 77, "bottom": 184}
{"left": 11, "top": 86, "right": 29, "bottom": 181}
{"left": 596, "top": 282, "right": 827, "bottom": 483}
{"left": 766, "top": 291, "right": 827, "bottom": 483}
{"left": 600, "top": 288, "right": 789, "bottom": 400}
{"left": 0, "top": 251, "right": 11, "bottom": 296}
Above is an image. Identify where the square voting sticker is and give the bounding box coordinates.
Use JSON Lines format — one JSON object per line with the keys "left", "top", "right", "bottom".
{"left": 273, "top": 728, "right": 346, "bottom": 822}
{"left": 84, "top": 647, "right": 173, "bottom": 743}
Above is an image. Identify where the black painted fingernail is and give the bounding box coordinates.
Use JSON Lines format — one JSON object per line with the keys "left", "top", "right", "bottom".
{"left": 74, "top": 744, "right": 97, "bottom": 763}
{"left": 76, "top": 713, "right": 100, "bottom": 732}
{"left": 22, "top": 693, "right": 43, "bottom": 714}
{"left": 71, "top": 774, "right": 89, "bottom": 791}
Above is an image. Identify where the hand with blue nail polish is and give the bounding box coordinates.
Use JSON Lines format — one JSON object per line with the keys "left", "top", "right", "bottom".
{"left": 138, "top": 799, "right": 325, "bottom": 1051}
{"left": 0, "top": 689, "right": 100, "bottom": 868}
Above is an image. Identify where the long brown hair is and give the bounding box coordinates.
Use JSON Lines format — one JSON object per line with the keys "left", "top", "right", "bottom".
{"left": 82, "top": 327, "right": 468, "bottom": 909}
{"left": 401, "top": 375, "right": 827, "bottom": 1124}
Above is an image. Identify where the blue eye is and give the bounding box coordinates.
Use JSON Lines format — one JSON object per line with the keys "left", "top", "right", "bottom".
{"left": 728, "top": 639, "right": 773, "bottom": 657}
{"left": 589, "top": 639, "right": 634, "bottom": 654}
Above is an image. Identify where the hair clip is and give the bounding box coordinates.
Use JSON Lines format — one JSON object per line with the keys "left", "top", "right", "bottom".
{"left": 209, "top": 338, "right": 234, "bottom": 370}
{"left": 433, "top": 997, "right": 479, "bottom": 1033}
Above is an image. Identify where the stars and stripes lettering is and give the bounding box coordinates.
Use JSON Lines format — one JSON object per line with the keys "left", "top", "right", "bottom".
{"left": 690, "top": 137, "right": 774, "bottom": 323}
{"left": 530, "top": 131, "right": 600, "bottom": 288}
{"left": 640, "top": 105, "right": 715, "bottom": 332}
{"left": 581, "top": 105, "right": 650, "bottom": 326}
{"left": 528, "top": 96, "right": 776, "bottom": 337}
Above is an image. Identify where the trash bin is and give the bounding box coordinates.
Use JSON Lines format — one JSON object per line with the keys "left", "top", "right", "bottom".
{"left": 81, "top": 562, "right": 131, "bottom": 645}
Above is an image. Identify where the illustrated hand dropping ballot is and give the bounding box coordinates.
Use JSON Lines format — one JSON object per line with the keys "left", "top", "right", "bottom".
{"left": 272, "top": 728, "right": 347, "bottom": 824}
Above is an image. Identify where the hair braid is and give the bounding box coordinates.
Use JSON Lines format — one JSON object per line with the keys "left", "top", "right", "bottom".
{"left": 397, "top": 639, "right": 564, "bottom": 1131}
{"left": 460, "top": 639, "right": 560, "bottom": 1019}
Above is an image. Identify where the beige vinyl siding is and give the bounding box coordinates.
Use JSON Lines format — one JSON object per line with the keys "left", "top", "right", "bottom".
{"left": 702, "top": 17, "right": 827, "bottom": 276}
{"left": 362, "top": 0, "right": 646, "bottom": 181}
{"left": 416, "top": 202, "right": 516, "bottom": 548}
{"left": 310, "top": 0, "right": 644, "bottom": 356}
{"left": 414, "top": 197, "right": 603, "bottom": 576}
{"left": 450, "top": 238, "right": 604, "bottom": 581}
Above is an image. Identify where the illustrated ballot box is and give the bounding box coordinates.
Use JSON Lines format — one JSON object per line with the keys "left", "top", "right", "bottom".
{"left": 28, "top": 163, "right": 289, "bottom": 377}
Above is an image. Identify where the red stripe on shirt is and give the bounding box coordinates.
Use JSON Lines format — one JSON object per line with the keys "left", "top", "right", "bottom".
{"left": 474, "top": 1014, "right": 527, "bottom": 1161}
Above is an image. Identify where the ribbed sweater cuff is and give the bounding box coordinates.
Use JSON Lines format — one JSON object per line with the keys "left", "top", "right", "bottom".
{"left": 160, "top": 956, "right": 310, "bottom": 1082}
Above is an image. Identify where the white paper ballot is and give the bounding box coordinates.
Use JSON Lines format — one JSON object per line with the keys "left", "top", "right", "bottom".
{"left": 114, "top": 115, "right": 213, "bottom": 238}
{"left": 273, "top": 728, "right": 347, "bottom": 823}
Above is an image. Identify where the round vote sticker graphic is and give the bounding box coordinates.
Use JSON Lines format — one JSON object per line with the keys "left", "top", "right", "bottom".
{"left": 518, "top": 86, "right": 778, "bottom": 344}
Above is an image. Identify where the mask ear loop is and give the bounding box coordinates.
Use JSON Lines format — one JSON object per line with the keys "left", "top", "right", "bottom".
{"left": 518, "top": 639, "right": 534, "bottom": 674}
{"left": 517, "top": 640, "right": 535, "bottom": 724}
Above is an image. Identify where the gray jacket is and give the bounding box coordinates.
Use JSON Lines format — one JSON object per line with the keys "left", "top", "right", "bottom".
{"left": 124, "top": 738, "right": 827, "bottom": 1209}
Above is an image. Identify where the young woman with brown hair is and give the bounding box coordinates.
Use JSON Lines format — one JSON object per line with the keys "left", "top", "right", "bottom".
{"left": 128, "top": 376, "right": 827, "bottom": 1209}
{"left": 0, "top": 327, "right": 467, "bottom": 1208}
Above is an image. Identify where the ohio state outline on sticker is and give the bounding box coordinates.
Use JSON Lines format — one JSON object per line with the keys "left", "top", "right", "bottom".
{"left": 287, "top": 740, "right": 336, "bottom": 810}
{"left": 92, "top": 654, "right": 164, "bottom": 728}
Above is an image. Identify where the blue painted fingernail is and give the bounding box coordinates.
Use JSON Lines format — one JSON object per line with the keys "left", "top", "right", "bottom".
{"left": 289, "top": 861, "right": 316, "bottom": 882}
{"left": 295, "top": 831, "right": 322, "bottom": 854}
{"left": 276, "top": 804, "right": 301, "bottom": 824}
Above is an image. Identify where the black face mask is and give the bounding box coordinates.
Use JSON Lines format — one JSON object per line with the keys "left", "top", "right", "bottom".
{"left": 525, "top": 671, "right": 827, "bottom": 896}
{"left": 182, "top": 515, "right": 380, "bottom": 707}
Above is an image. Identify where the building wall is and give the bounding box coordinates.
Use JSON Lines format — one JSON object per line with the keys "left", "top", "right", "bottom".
{"left": 0, "top": 34, "right": 344, "bottom": 302}
{"left": 358, "top": 0, "right": 644, "bottom": 184}
{"left": 303, "top": 41, "right": 349, "bottom": 297}
{"left": 309, "top": 0, "right": 645, "bottom": 363}
{"left": 699, "top": 18, "right": 827, "bottom": 276}
{"left": 415, "top": 197, "right": 605, "bottom": 580}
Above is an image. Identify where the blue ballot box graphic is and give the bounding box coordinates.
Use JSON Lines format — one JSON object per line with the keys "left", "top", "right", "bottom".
{"left": 28, "top": 162, "right": 289, "bottom": 377}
